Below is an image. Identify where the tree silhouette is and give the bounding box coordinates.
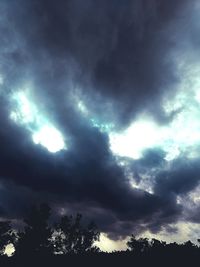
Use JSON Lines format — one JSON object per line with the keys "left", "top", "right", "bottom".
{"left": 127, "top": 235, "right": 150, "bottom": 253}
{"left": 0, "top": 221, "right": 16, "bottom": 255}
{"left": 15, "top": 203, "right": 53, "bottom": 257}
{"left": 150, "top": 238, "right": 166, "bottom": 250}
{"left": 1, "top": 203, "right": 200, "bottom": 266}
{"left": 54, "top": 213, "right": 100, "bottom": 254}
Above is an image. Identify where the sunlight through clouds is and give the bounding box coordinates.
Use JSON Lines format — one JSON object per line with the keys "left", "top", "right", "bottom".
{"left": 73, "top": 88, "right": 200, "bottom": 162}
{"left": 10, "top": 89, "right": 66, "bottom": 153}
{"left": 109, "top": 119, "right": 167, "bottom": 160}
{"left": 33, "top": 125, "right": 65, "bottom": 153}
{"left": 108, "top": 106, "right": 200, "bottom": 161}
{"left": 109, "top": 61, "right": 200, "bottom": 162}
{"left": 10, "top": 91, "right": 38, "bottom": 124}
{"left": 95, "top": 233, "right": 127, "bottom": 252}
{"left": 71, "top": 63, "right": 200, "bottom": 162}
{"left": 4, "top": 244, "right": 15, "bottom": 257}
{"left": 140, "top": 221, "right": 200, "bottom": 245}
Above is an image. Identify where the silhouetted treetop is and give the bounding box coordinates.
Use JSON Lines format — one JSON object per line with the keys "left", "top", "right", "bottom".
{"left": 54, "top": 213, "right": 100, "bottom": 254}
{"left": 1, "top": 203, "right": 200, "bottom": 267}
{"left": 15, "top": 203, "right": 53, "bottom": 256}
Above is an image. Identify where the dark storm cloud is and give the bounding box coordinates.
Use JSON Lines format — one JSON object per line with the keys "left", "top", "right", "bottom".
{"left": 34, "top": 0, "right": 189, "bottom": 126}
{"left": 0, "top": 96, "right": 182, "bottom": 236}
{"left": 0, "top": 111, "right": 181, "bottom": 237}
{"left": 116, "top": 151, "right": 200, "bottom": 235}
{"left": 154, "top": 158, "right": 200, "bottom": 196}
{"left": 1, "top": 0, "right": 192, "bottom": 126}
{"left": 0, "top": 0, "right": 197, "bottom": 240}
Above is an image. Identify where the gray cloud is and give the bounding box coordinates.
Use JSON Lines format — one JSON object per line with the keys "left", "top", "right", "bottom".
{"left": 0, "top": 0, "right": 199, "bottom": 241}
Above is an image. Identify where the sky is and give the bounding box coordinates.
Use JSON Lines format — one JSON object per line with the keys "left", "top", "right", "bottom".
{"left": 1, "top": 0, "right": 200, "bottom": 251}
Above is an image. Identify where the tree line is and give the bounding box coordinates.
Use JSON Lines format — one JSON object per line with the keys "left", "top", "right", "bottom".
{"left": 0, "top": 203, "right": 100, "bottom": 257}
{"left": 0, "top": 203, "right": 200, "bottom": 262}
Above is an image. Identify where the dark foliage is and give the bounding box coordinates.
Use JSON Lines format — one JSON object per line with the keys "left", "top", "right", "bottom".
{"left": 54, "top": 213, "right": 100, "bottom": 254}
{"left": 0, "top": 204, "right": 200, "bottom": 266}
{"left": 15, "top": 203, "right": 53, "bottom": 257}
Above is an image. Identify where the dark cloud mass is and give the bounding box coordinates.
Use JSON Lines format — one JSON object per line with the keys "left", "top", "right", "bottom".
{"left": 0, "top": 0, "right": 200, "bottom": 242}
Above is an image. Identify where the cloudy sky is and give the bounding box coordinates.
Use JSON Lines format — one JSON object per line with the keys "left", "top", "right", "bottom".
{"left": 1, "top": 0, "right": 200, "bottom": 251}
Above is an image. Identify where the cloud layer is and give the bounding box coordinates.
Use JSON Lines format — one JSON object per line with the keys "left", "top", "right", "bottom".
{"left": 0, "top": 0, "right": 200, "bottom": 243}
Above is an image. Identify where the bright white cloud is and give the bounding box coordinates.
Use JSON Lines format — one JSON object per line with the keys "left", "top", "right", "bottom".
{"left": 109, "top": 119, "right": 167, "bottom": 160}
{"left": 33, "top": 125, "right": 65, "bottom": 153}
{"left": 4, "top": 243, "right": 15, "bottom": 257}
{"left": 10, "top": 89, "right": 66, "bottom": 153}
{"left": 140, "top": 221, "right": 200, "bottom": 245}
{"left": 73, "top": 91, "right": 200, "bottom": 162}
{"left": 109, "top": 60, "right": 200, "bottom": 161}
{"left": 95, "top": 233, "right": 127, "bottom": 252}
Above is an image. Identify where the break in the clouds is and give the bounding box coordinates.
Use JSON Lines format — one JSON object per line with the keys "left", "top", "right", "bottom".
{"left": 10, "top": 89, "right": 66, "bottom": 153}
{"left": 1, "top": 0, "right": 200, "bottom": 246}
